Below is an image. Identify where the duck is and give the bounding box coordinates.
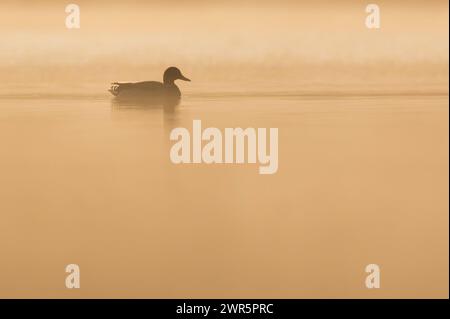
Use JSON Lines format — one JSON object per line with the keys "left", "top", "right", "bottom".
{"left": 109, "top": 67, "right": 190, "bottom": 102}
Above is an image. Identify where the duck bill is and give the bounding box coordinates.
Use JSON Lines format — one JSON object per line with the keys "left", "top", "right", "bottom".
{"left": 179, "top": 75, "right": 191, "bottom": 82}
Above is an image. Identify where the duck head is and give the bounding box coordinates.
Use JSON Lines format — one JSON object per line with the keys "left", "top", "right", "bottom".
{"left": 163, "top": 67, "right": 191, "bottom": 85}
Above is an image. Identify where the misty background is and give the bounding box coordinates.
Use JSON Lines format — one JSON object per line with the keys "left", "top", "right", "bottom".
{"left": 0, "top": 0, "right": 448, "bottom": 298}
{"left": 0, "top": 0, "right": 448, "bottom": 95}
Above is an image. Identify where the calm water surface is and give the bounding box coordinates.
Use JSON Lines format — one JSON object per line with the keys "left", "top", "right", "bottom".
{"left": 0, "top": 90, "right": 448, "bottom": 298}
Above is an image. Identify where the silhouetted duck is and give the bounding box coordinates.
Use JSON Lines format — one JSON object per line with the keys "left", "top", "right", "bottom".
{"left": 109, "top": 67, "right": 190, "bottom": 103}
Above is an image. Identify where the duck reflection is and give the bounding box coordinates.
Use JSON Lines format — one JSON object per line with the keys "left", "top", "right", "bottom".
{"left": 110, "top": 95, "right": 180, "bottom": 112}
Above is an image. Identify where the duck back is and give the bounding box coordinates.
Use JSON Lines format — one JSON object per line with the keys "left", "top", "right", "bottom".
{"left": 109, "top": 81, "right": 181, "bottom": 99}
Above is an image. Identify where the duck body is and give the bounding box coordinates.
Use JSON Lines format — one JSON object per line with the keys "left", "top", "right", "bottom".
{"left": 109, "top": 81, "right": 181, "bottom": 99}
{"left": 109, "top": 67, "right": 190, "bottom": 104}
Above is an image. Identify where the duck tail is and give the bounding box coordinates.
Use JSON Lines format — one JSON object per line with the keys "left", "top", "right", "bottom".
{"left": 109, "top": 82, "right": 121, "bottom": 96}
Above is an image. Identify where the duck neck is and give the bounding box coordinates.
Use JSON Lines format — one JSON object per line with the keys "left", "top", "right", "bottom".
{"left": 163, "top": 75, "right": 176, "bottom": 85}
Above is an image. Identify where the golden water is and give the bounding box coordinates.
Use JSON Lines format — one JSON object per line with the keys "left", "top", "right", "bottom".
{"left": 0, "top": 91, "right": 447, "bottom": 298}
{"left": 0, "top": 0, "right": 448, "bottom": 298}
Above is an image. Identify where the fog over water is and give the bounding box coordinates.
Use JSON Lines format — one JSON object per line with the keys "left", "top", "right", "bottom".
{"left": 0, "top": 0, "right": 448, "bottom": 298}
{"left": 1, "top": 0, "right": 448, "bottom": 93}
